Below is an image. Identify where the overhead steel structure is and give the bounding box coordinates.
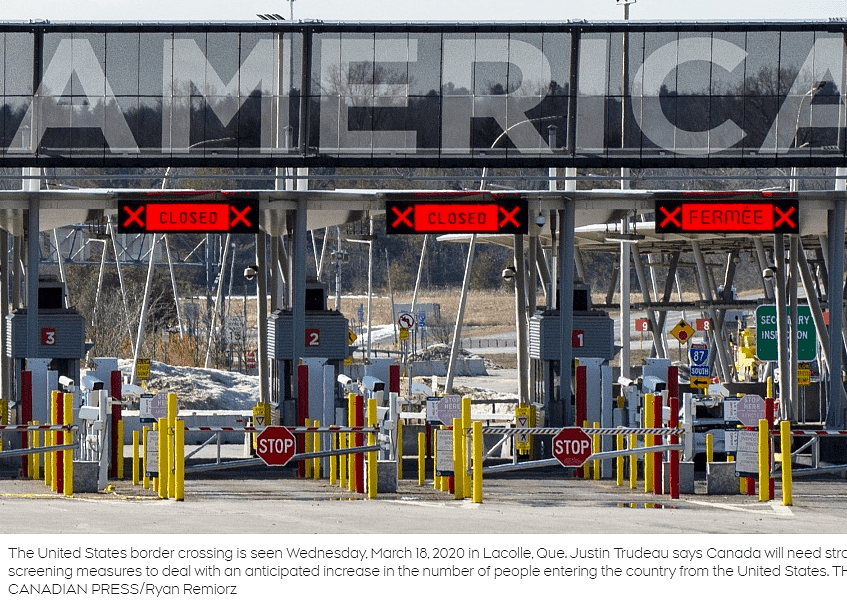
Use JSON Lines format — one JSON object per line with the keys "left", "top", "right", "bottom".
{"left": 0, "top": 20, "right": 846, "bottom": 430}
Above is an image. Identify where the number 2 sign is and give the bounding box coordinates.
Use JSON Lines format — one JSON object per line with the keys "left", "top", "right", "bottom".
{"left": 305, "top": 328, "right": 320, "bottom": 347}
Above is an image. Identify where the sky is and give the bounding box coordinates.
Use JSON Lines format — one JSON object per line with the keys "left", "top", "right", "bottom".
{"left": 0, "top": 0, "right": 845, "bottom": 23}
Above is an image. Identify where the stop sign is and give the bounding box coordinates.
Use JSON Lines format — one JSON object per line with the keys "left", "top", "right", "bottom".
{"left": 255, "top": 426, "right": 297, "bottom": 466}
{"left": 552, "top": 428, "right": 593, "bottom": 467}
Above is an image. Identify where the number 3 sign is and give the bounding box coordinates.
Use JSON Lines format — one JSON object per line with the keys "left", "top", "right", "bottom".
{"left": 41, "top": 327, "right": 56, "bottom": 346}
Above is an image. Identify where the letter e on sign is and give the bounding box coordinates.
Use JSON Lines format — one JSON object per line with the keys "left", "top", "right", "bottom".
{"left": 41, "top": 328, "right": 56, "bottom": 346}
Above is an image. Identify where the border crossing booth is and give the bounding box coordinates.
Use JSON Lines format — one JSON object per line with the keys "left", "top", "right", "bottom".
{"left": 6, "top": 281, "right": 87, "bottom": 426}
{"left": 267, "top": 281, "right": 349, "bottom": 426}
{"left": 529, "top": 285, "right": 615, "bottom": 432}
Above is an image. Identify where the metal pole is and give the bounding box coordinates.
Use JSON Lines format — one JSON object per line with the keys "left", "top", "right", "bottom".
{"left": 163, "top": 235, "right": 185, "bottom": 337}
{"left": 292, "top": 191, "right": 308, "bottom": 387}
{"left": 514, "top": 233, "right": 530, "bottom": 405}
{"left": 619, "top": 219, "right": 631, "bottom": 380}
{"left": 559, "top": 190, "right": 576, "bottom": 428}
{"left": 131, "top": 234, "right": 159, "bottom": 385}
{"left": 365, "top": 220, "right": 374, "bottom": 359}
{"left": 0, "top": 229, "right": 8, "bottom": 400}
{"left": 789, "top": 235, "right": 799, "bottom": 421}
{"left": 108, "top": 221, "right": 134, "bottom": 354}
{"left": 827, "top": 177, "right": 846, "bottom": 429}
{"left": 774, "top": 233, "right": 791, "bottom": 421}
{"left": 52, "top": 229, "right": 68, "bottom": 306}
{"left": 691, "top": 240, "right": 733, "bottom": 382}
{"left": 335, "top": 227, "right": 342, "bottom": 312}
{"left": 444, "top": 234, "right": 476, "bottom": 394}
{"left": 204, "top": 234, "right": 232, "bottom": 368}
{"left": 26, "top": 171, "right": 41, "bottom": 362}
{"left": 256, "top": 233, "right": 269, "bottom": 406}
{"left": 410, "top": 234, "right": 429, "bottom": 315}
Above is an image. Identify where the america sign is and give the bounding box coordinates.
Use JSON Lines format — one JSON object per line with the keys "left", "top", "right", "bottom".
{"left": 0, "top": 22, "right": 846, "bottom": 168}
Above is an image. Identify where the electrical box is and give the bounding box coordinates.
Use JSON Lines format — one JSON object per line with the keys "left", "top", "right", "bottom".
{"left": 267, "top": 310, "right": 349, "bottom": 360}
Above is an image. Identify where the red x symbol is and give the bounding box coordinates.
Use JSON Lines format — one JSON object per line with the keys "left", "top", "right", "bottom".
{"left": 659, "top": 205, "right": 682, "bottom": 228}
{"left": 499, "top": 205, "right": 521, "bottom": 228}
{"left": 230, "top": 205, "right": 252, "bottom": 228}
{"left": 774, "top": 205, "right": 796, "bottom": 229}
{"left": 391, "top": 205, "right": 414, "bottom": 229}
{"left": 123, "top": 205, "right": 145, "bottom": 229}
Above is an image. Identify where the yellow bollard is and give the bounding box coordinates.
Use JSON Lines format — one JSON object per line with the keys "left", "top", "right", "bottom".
{"left": 304, "top": 419, "right": 313, "bottom": 479}
{"left": 26, "top": 422, "right": 33, "bottom": 479}
{"left": 706, "top": 433, "right": 714, "bottom": 464}
{"left": 117, "top": 420, "right": 125, "bottom": 480}
{"left": 151, "top": 423, "right": 158, "bottom": 492}
{"left": 766, "top": 376, "right": 774, "bottom": 400}
{"left": 167, "top": 393, "right": 177, "bottom": 499}
{"left": 339, "top": 430, "right": 348, "bottom": 489}
{"left": 433, "top": 429, "right": 439, "bottom": 490}
{"left": 367, "top": 398, "right": 378, "bottom": 499}
{"left": 472, "top": 420, "right": 483, "bottom": 503}
{"left": 418, "top": 432, "right": 426, "bottom": 486}
{"left": 44, "top": 427, "right": 52, "bottom": 487}
{"left": 142, "top": 426, "right": 150, "bottom": 489}
{"left": 50, "top": 391, "right": 58, "bottom": 492}
{"left": 174, "top": 419, "right": 185, "bottom": 501}
{"left": 63, "top": 394, "right": 73, "bottom": 497}
{"left": 397, "top": 419, "right": 404, "bottom": 480}
{"left": 347, "top": 393, "right": 356, "bottom": 491}
{"left": 329, "top": 428, "right": 337, "bottom": 485}
{"left": 629, "top": 433, "right": 637, "bottom": 489}
{"left": 462, "top": 397, "right": 472, "bottom": 496}
{"left": 758, "top": 419, "right": 769, "bottom": 502}
{"left": 157, "top": 417, "right": 168, "bottom": 499}
{"left": 780, "top": 421, "right": 793, "bottom": 506}
{"left": 31, "top": 422, "right": 40, "bottom": 480}
{"left": 644, "top": 394, "right": 654, "bottom": 493}
{"left": 312, "top": 420, "right": 321, "bottom": 480}
{"left": 0, "top": 398, "right": 7, "bottom": 424}
{"left": 452, "top": 417, "right": 464, "bottom": 500}
{"left": 616, "top": 433, "right": 624, "bottom": 486}
{"left": 132, "top": 430, "right": 140, "bottom": 486}
{"left": 592, "top": 421, "right": 601, "bottom": 480}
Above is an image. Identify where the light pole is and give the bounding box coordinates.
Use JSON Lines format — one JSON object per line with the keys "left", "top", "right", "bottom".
{"left": 443, "top": 116, "right": 561, "bottom": 399}
{"left": 778, "top": 81, "right": 825, "bottom": 420}
{"left": 616, "top": 0, "right": 635, "bottom": 379}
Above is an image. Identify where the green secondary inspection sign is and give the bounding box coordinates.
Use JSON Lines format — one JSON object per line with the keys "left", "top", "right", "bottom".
{"left": 755, "top": 305, "right": 816, "bottom": 362}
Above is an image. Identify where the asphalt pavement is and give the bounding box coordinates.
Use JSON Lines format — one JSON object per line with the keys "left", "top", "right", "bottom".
{"left": 2, "top": 455, "right": 847, "bottom": 534}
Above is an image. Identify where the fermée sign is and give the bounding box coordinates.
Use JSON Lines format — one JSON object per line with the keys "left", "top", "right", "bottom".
{"left": 655, "top": 194, "right": 799, "bottom": 235}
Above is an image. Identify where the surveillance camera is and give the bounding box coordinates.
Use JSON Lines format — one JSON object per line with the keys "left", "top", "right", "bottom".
{"left": 762, "top": 267, "right": 775, "bottom": 280}
{"left": 501, "top": 266, "right": 516, "bottom": 282}
{"left": 244, "top": 264, "right": 258, "bottom": 281}
{"left": 535, "top": 213, "right": 546, "bottom": 227}
{"left": 58, "top": 375, "right": 75, "bottom": 389}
